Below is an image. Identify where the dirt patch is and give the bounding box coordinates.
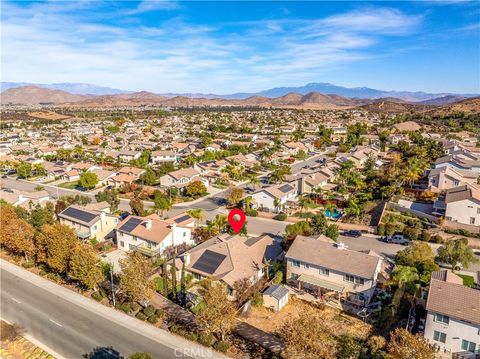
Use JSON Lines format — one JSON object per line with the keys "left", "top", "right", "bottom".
{"left": 240, "top": 297, "right": 372, "bottom": 340}
{"left": 28, "top": 111, "right": 70, "bottom": 120}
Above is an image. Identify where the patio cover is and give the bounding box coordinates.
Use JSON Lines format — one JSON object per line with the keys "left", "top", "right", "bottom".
{"left": 298, "top": 274, "right": 345, "bottom": 293}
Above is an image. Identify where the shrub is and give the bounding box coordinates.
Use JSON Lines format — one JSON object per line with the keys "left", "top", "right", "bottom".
{"left": 120, "top": 303, "right": 131, "bottom": 314}
{"left": 99, "top": 288, "right": 108, "bottom": 298}
{"left": 245, "top": 209, "right": 258, "bottom": 217}
{"left": 135, "top": 312, "right": 147, "bottom": 321}
{"left": 273, "top": 271, "right": 283, "bottom": 284}
{"left": 275, "top": 213, "right": 287, "bottom": 221}
{"left": 143, "top": 305, "right": 156, "bottom": 317}
{"left": 22, "top": 261, "right": 34, "bottom": 269}
{"left": 198, "top": 333, "right": 215, "bottom": 347}
{"left": 251, "top": 292, "right": 263, "bottom": 308}
{"left": 431, "top": 234, "right": 445, "bottom": 244}
{"left": 91, "top": 292, "right": 103, "bottom": 301}
{"left": 155, "top": 309, "right": 164, "bottom": 317}
{"left": 90, "top": 237, "right": 99, "bottom": 246}
{"left": 130, "top": 303, "right": 141, "bottom": 313}
{"left": 147, "top": 315, "right": 159, "bottom": 324}
{"left": 385, "top": 223, "right": 396, "bottom": 236}
{"left": 377, "top": 224, "right": 385, "bottom": 236}
{"left": 214, "top": 340, "right": 230, "bottom": 353}
{"left": 404, "top": 227, "right": 420, "bottom": 241}
{"left": 421, "top": 230, "right": 431, "bottom": 242}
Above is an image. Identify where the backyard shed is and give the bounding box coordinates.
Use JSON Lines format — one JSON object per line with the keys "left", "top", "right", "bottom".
{"left": 263, "top": 284, "right": 289, "bottom": 312}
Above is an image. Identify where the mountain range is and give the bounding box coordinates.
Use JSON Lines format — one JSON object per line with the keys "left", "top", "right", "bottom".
{"left": 2, "top": 85, "right": 479, "bottom": 114}
{"left": 1, "top": 81, "right": 477, "bottom": 103}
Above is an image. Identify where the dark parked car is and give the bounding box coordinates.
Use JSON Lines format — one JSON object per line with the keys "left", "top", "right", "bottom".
{"left": 341, "top": 230, "right": 362, "bottom": 238}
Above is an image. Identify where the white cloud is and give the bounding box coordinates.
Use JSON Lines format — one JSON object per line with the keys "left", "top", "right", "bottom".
{"left": 1, "top": 3, "right": 425, "bottom": 93}
{"left": 126, "top": 0, "right": 181, "bottom": 14}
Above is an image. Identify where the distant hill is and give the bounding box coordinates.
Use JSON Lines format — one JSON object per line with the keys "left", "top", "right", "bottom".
{"left": 1, "top": 82, "right": 129, "bottom": 95}
{"left": 3, "top": 81, "right": 477, "bottom": 101}
{"left": 0, "top": 86, "right": 88, "bottom": 104}
{"left": 428, "top": 97, "right": 480, "bottom": 116}
{"left": 2, "top": 85, "right": 478, "bottom": 114}
{"left": 418, "top": 95, "right": 467, "bottom": 105}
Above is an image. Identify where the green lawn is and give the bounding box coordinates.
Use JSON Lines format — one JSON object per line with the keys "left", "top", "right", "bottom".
{"left": 458, "top": 274, "right": 475, "bottom": 287}
{"left": 190, "top": 300, "right": 206, "bottom": 315}
{"left": 59, "top": 180, "right": 79, "bottom": 189}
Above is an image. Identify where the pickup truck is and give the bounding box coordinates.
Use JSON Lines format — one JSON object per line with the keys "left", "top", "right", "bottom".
{"left": 379, "top": 234, "right": 410, "bottom": 245}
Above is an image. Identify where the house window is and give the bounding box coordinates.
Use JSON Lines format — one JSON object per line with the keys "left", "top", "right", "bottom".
{"left": 304, "top": 263, "right": 310, "bottom": 269}
{"left": 226, "top": 287, "right": 234, "bottom": 296}
{"left": 434, "top": 313, "right": 450, "bottom": 324}
{"left": 291, "top": 273, "right": 299, "bottom": 280}
{"left": 193, "top": 273, "right": 202, "bottom": 280}
{"left": 92, "top": 225, "right": 97, "bottom": 231}
{"left": 477, "top": 207, "right": 480, "bottom": 214}
{"left": 433, "top": 331, "right": 447, "bottom": 343}
{"left": 129, "top": 244, "right": 135, "bottom": 250}
{"left": 354, "top": 277, "right": 365, "bottom": 285}
{"left": 120, "top": 241, "right": 125, "bottom": 247}
{"left": 470, "top": 217, "right": 476, "bottom": 225}
{"left": 345, "top": 274, "right": 355, "bottom": 283}
{"left": 292, "top": 260, "right": 301, "bottom": 267}
{"left": 461, "top": 340, "right": 476, "bottom": 352}
{"left": 183, "top": 231, "right": 186, "bottom": 237}
{"left": 319, "top": 268, "right": 330, "bottom": 276}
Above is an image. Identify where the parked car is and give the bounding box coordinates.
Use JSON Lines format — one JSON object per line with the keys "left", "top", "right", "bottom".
{"left": 390, "top": 234, "right": 410, "bottom": 245}
{"left": 341, "top": 230, "right": 362, "bottom": 238}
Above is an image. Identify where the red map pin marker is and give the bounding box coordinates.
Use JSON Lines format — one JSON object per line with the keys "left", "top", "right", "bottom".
{"left": 228, "top": 208, "right": 246, "bottom": 234}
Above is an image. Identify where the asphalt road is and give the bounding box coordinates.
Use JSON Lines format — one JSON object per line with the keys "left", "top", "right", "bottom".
{"left": 0, "top": 260, "right": 219, "bottom": 359}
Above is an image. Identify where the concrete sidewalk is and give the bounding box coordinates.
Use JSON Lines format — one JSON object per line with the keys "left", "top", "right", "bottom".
{"left": 1, "top": 259, "right": 223, "bottom": 358}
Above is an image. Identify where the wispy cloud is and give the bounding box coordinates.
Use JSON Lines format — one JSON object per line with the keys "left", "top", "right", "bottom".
{"left": 1, "top": 2, "right": 432, "bottom": 92}
{"left": 125, "top": 0, "right": 181, "bottom": 15}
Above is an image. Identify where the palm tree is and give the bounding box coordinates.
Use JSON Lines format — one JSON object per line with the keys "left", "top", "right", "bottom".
{"left": 213, "top": 214, "right": 227, "bottom": 232}
{"left": 297, "top": 195, "right": 308, "bottom": 214}
{"left": 187, "top": 208, "right": 204, "bottom": 227}
{"left": 248, "top": 175, "right": 260, "bottom": 191}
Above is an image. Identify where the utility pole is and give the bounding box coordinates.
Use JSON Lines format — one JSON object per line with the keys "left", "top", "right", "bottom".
{"left": 110, "top": 263, "right": 116, "bottom": 307}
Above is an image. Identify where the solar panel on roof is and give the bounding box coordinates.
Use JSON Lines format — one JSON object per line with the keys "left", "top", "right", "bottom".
{"left": 278, "top": 184, "right": 292, "bottom": 193}
{"left": 119, "top": 217, "right": 142, "bottom": 232}
{"left": 192, "top": 250, "right": 226, "bottom": 275}
{"left": 174, "top": 214, "right": 191, "bottom": 223}
{"left": 245, "top": 236, "right": 262, "bottom": 247}
{"left": 62, "top": 207, "right": 97, "bottom": 223}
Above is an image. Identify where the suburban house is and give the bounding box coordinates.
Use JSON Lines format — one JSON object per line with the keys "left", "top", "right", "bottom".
{"left": 118, "top": 150, "right": 142, "bottom": 163}
{"left": 117, "top": 166, "right": 146, "bottom": 178}
{"left": 250, "top": 183, "right": 298, "bottom": 212}
{"left": 176, "top": 233, "right": 283, "bottom": 300}
{"left": 433, "top": 184, "right": 480, "bottom": 226}
{"left": 428, "top": 166, "right": 479, "bottom": 193}
{"left": 434, "top": 150, "right": 480, "bottom": 173}
{"left": 0, "top": 189, "right": 52, "bottom": 209}
{"left": 159, "top": 167, "right": 202, "bottom": 188}
{"left": 115, "top": 213, "right": 195, "bottom": 256}
{"left": 194, "top": 160, "right": 228, "bottom": 176}
{"left": 424, "top": 270, "right": 480, "bottom": 356}
{"left": 58, "top": 205, "right": 119, "bottom": 241}
{"left": 151, "top": 150, "right": 178, "bottom": 165}
{"left": 285, "top": 235, "right": 383, "bottom": 306}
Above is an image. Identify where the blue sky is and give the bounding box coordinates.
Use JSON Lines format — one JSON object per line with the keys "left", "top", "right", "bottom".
{"left": 2, "top": 1, "right": 479, "bottom": 94}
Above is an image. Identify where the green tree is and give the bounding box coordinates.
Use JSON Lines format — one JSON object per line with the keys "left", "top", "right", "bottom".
{"left": 17, "top": 162, "right": 32, "bottom": 178}
{"left": 95, "top": 189, "right": 120, "bottom": 211}
{"left": 187, "top": 208, "right": 204, "bottom": 225}
{"left": 138, "top": 168, "right": 157, "bottom": 186}
{"left": 436, "top": 238, "right": 478, "bottom": 272}
{"left": 79, "top": 172, "right": 99, "bottom": 189}
{"left": 153, "top": 190, "right": 171, "bottom": 216}
{"left": 68, "top": 244, "right": 103, "bottom": 289}
{"left": 310, "top": 213, "right": 328, "bottom": 235}
{"left": 325, "top": 224, "right": 339, "bottom": 241}
{"left": 185, "top": 180, "right": 207, "bottom": 198}
{"left": 129, "top": 197, "right": 146, "bottom": 216}
{"left": 226, "top": 187, "right": 244, "bottom": 208}
{"left": 29, "top": 202, "right": 55, "bottom": 230}
{"left": 336, "top": 334, "right": 361, "bottom": 359}
{"left": 119, "top": 252, "right": 154, "bottom": 302}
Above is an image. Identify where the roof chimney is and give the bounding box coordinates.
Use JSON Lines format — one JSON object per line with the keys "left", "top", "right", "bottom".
{"left": 145, "top": 219, "right": 152, "bottom": 230}
{"left": 182, "top": 253, "right": 190, "bottom": 266}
